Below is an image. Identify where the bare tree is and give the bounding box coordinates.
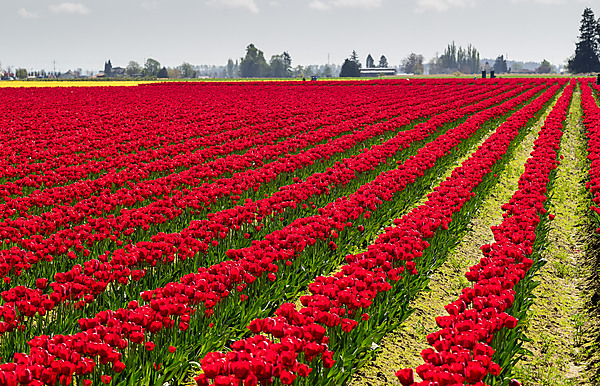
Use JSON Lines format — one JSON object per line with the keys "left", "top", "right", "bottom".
{"left": 401, "top": 53, "right": 424, "bottom": 75}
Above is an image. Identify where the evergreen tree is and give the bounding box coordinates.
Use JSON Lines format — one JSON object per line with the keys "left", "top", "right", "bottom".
{"left": 366, "top": 54, "right": 374, "bottom": 68}
{"left": 493, "top": 55, "right": 508, "bottom": 74}
{"left": 340, "top": 59, "right": 360, "bottom": 77}
{"left": 282, "top": 52, "right": 292, "bottom": 77}
{"left": 350, "top": 50, "right": 361, "bottom": 68}
{"left": 378, "top": 55, "right": 389, "bottom": 68}
{"left": 568, "top": 7, "right": 600, "bottom": 73}
{"left": 157, "top": 67, "right": 168, "bottom": 78}
{"left": 340, "top": 51, "right": 362, "bottom": 77}
{"left": 104, "top": 60, "right": 112, "bottom": 77}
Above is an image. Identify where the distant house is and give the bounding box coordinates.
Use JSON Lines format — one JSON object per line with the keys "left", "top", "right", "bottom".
{"left": 59, "top": 71, "right": 75, "bottom": 79}
{"left": 111, "top": 67, "right": 126, "bottom": 77}
{"left": 360, "top": 67, "right": 397, "bottom": 77}
{"left": 102, "top": 61, "right": 129, "bottom": 77}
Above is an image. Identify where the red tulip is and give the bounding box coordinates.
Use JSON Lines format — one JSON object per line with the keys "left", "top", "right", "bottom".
{"left": 395, "top": 368, "right": 414, "bottom": 386}
{"left": 113, "top": 361, "right": 126, "bottom": 373}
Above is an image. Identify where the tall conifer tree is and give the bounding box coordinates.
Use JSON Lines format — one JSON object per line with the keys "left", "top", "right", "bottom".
{"left": 568, "top": 8, "right": 600, "bottom": 73}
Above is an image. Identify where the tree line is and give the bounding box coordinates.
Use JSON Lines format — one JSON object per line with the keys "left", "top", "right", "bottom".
{"left": 428, "top": 42, "right": 480, "bottom": 74}
{"left": 4, "top": 36, "right": 565, "bottom": 81}
{"left": 235, "top": 44, "right": 336, "bottom": 78}
{"left": 212, "top": 9, "right": 600, "bottom": 76}
{"left": 116, "top": 59, "right": 196, "bottom": 79}
{"left": 237, "top": 44, "right": 295, "bottom": 78}
{"left": 337, "top": 42, "right": 552, "bottom": 76}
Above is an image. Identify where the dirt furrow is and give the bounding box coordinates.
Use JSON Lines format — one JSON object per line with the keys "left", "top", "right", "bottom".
{"left": 349, "top": 89, "right": 562, "bottom": 386}
{"left": 511, "top": 89, "right": 592, "bottom": 386}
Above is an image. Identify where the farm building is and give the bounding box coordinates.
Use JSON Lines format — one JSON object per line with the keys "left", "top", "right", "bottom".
{"left": 360, "top": 67, "right": 398, "bottom": 77}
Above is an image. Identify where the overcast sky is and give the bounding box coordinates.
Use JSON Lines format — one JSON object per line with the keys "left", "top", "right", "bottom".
{"left": 1, "top": 0, "right": 597, "bottom": 72}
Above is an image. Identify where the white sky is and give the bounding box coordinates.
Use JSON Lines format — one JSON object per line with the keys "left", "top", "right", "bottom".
{"left": 1, "top": 0, "right": 596, "bottom": 72}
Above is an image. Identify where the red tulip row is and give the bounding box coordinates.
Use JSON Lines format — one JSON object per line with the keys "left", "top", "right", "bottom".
{"left": 1, "top": 81, "right": 404, "bottom": 184}
{"left": 191, "top": 80, "right": 564, "bottom": 386}
{"left": 0, "top": 81, "right": 524, "bottom": 345}
{"left": 581, "top": 79, "right": 600, "bottom": 384}
{"left": 147, "top": 85, "right": 523, "bottom": 270}
{"left": 395, "top": 80, "right": 574, "bottom": 386}
{"left": 1, "top": 80, "right": 425, "bottom": 204}
{"left": 0, "top": 81, "right": 560, "bottom": 385}
{"left": 580, "top": 80, "right": 600, "bottom": 232}
{"left": 0, "top": 83, "right": 511, "bottom": 284}
{"left": 1, "top": 83, "right": 284, "bottom": 180}
{"left": 3, "top": 111, "right": 329, "bottom": 200}
{"left": 0, "top": 81, "right": 426, "bottom": 217}
{"left": 2, "top": 99, "right": 396, "bottom": 232}
{"left": 0, "top": 80, "right": 528, "bottom": 341}
{"left": 2, "top": 103, "right": 287, "bottom": 191}
{"left": 3, "top": 80, "right": 493, "bottom": 190}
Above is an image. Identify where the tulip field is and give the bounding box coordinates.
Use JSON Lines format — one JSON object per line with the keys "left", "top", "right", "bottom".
{"left": 0, "top": 77, "right": 599, "bottom": 386}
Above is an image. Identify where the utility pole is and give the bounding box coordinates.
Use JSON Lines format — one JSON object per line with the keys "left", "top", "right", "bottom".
{"left": 53, "top": 60, "right": 56, "bottom": 77}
